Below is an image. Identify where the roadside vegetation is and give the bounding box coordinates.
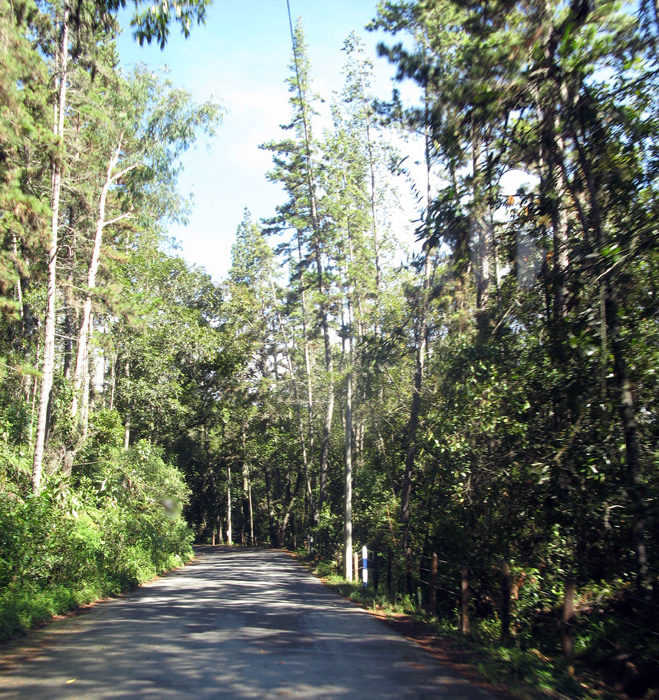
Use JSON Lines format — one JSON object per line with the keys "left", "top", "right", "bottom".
{"left": 0, "top": 434, "right": 193, "bottom": 641}
{"left": 0, "top": 0, "right": 216, "bottom": 641}
{"left": 1, "top": 1, "right": 657, "bottom": 697}
{"left": 297, "top": 551, "right": 658, "bottom": 699}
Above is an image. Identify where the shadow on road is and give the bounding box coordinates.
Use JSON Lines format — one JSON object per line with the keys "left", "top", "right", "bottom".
{"left": 0, "top": 547, "right": 492, "bottom": 699}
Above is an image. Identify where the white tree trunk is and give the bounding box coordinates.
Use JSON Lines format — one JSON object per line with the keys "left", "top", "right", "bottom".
{"left": 32, "top": 5, "right": 69, "bottom": 492}
{"left": 343, "top": 363, "right": 353, "bottom": 581}
{"left": 72, "top": 137, "right": 133, "bottom": 420}
{"left": 226, "top": 463, "right": 232, "bottom": 545}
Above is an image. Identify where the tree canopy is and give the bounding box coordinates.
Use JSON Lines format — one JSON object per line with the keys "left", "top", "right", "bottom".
{"left": 1, "top": 0, "right": 657, "bottom": 693}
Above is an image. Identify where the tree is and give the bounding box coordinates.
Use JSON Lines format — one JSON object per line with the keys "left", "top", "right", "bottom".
{"left": 262, "top": 18, "right": 335, "bottom": 526}
{"left": 371, "top": 0, "right": 658, "bottom": 611}
{"left": 30, "top": 0, "right": 216, "bottom": 492}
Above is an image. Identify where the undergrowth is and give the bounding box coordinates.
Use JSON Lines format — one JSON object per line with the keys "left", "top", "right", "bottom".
{"left": 0, "top": 438, "right": 194, "bottom": 642}
{"left": 296, "top": 551, "right": 658, "bottom": 699}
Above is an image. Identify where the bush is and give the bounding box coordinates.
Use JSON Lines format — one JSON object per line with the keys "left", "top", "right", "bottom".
{"left": 0, "top": 440, "right": 194, "bottom": 641}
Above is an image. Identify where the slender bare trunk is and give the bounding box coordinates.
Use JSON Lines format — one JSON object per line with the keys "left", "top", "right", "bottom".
{"left": 317, "top": 299, "right": 335, "bottom": 510}
{"left": 240, "top": 427, "right": 254, "bottom": 545}
{"left": 400, "top": 88, "right": 433, "bottom": 586}
{"left": 62, "top": 208, "right": 75, "bottom": 380}
{"left": 287, "top": 9, "right": 332, "bottom": 517}
{"left": 72, "top": 137, "right": 133, "bottom": 420}
{"left": 29, "top": 337, "right": 40, "bottom": 450}
{"left": 471, "top": 134, "right": 490, "bottom": 310}
{"left": 248, "top": 476, "right": 254, "bottom": 544}
{"left": 226, "top": 462, "right": 232, "bottom": 545}
{"left": 269, "top": 274, "right": 315, "bottom": 522}
{"left": 123, "top": 360, "right": 130, "bottom": 448}
{"left": 400, "top": 267, "right": 429, "bottom": 588}
{"left": 343, "top": 346, "right": 353, "bottom": 581}
{"left": 109, "top": 352, "right": 116, "bottom": 410}
{"left": 309, "top": 179, "right": 334, "bottom": 514}
{"left": 562, "top": 576, "right": 576, "bottom": 661}
{"left": 79, "top": 317, "right": 91, "bottom": 437}
{"left": 550, "top": 126, "right": 570, "bottom": 323}
{"left": 11, "top": 233, "right": 23, "bottom": 318}
{"left": 32, "top": 4, "right": 68, "bottom": 492}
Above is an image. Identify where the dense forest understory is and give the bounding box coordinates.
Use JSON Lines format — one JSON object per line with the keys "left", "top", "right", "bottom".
{"left": 1, "top": 0, "right": 658, "bottom": 696}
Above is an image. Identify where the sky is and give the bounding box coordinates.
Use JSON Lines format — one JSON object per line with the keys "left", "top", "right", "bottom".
{"left": 115, "top": 1, "right": 416, "bottom": 283}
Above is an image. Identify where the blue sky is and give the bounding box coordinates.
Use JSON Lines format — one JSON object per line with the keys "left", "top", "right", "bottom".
{"left": 115, "top": 1, "right": 410, "bottom": 282}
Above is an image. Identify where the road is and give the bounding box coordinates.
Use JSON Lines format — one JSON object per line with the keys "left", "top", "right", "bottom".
{"left": 0, "top": 547, "right": 494, "bottom": 699}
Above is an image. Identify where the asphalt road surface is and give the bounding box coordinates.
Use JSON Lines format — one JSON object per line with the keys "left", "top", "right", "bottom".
{"left": 0, "top": 547, "right": 494, "bottom": 699}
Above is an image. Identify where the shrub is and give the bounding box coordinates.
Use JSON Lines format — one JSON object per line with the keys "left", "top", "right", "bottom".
{"left": 0, "top": 440, "right": 194, "bottom": 641}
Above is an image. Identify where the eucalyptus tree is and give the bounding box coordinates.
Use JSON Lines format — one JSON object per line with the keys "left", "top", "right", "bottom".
{"left": 31, "top": 0, "right": 216, "bottom": 492}
{"left": 70, "top": 66, "right": 220, "bottom": 427}
{"left": 31, "top": 41, "right": 219, "bottom": 488}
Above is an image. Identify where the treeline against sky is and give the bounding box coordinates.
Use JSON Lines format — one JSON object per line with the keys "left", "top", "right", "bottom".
{"left": 1, "top": 0, "right": 657, "bottom": 687}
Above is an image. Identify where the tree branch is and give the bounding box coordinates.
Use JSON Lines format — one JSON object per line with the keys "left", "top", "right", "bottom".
{"left": 110, "top": 162, "right": 139, "bottom": 183}
{"left": 102, "top": 211, "right": 133, "bottom": 229}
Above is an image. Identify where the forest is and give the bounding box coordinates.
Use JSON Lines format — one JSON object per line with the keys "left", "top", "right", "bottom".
{"left": 1, "top": 0, "right": 658, "bottom": 695}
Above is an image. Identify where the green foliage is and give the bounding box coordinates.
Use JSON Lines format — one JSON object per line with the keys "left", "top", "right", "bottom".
{"left": 0, "top": 0, "right": 51, "bottom": 319}
{"left": 0, "top": 1, "right": 657, "bottom": 697}
{"left": 0, "top": 441, "right": 193, "bottom": 641}
{"left": 122, "top": 0, "right": 213, "bottom": 49}
{"left": 0, "top": 0, "right": 223, "bottom": 646}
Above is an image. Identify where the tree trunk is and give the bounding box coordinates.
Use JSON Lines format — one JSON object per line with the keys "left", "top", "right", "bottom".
{"left": 314, "top": 242, "right": 335, "bottom": 512}
{"left": 62, "top": 219, "right": 75, "bottom": 380}
{"left": 32, "top": 3, "right": 69, "bottom": 492}
{"left": 400, "top": 253, "right": 430, "bottom": 587}
{"left": 567, "top": 107, "right": 649, "bottom": 592}
{"left": 11, "top": 233, "right": 24, "bottom": 320}
{"left": 562, "top": 576, "right": 576, "bottom": 662}
{"left": 80, "top": 328, "right": 91, "bottom": 437}
{"left": 240, "top": 426, "right": 254, "bottom": 545}
{"left": 501, "top": 560, "right": 511, "bottom": 644}
{"left": 72, "top": 136, "right": 133, "bottom": 421}
{"left": 287, "top": 12, "right": 331, "bottom": 517}
{"left": 216, "top": 514, "right": 224, "bottom": 545}
{"left": 29, "top": 337, "right": 40, "bottom": 450}
{"left": 461, "top": 565, "right": 471, "bottom": 635}
{"left": 605, "top": 280, "right": 648, "bottom": 590}
{"left": 123, "top": 359, "right": 130, "bottom": 448}
{"left": 344, "top": 362, "right": 353, "bottom": 581}
{"left": 269, "top": 274, "right": 315, "bottom": 524}
{"left": 400, "top": 86, "right": 433, "bottom": 581}
{"left": 109, "top": 352, "right": 116, "bottom": 410}
{"left": 470, "top": 133, "right": 491, "bottom": 311}
{"left": 226, "top": 462, "right": 232, "bottom": 545}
